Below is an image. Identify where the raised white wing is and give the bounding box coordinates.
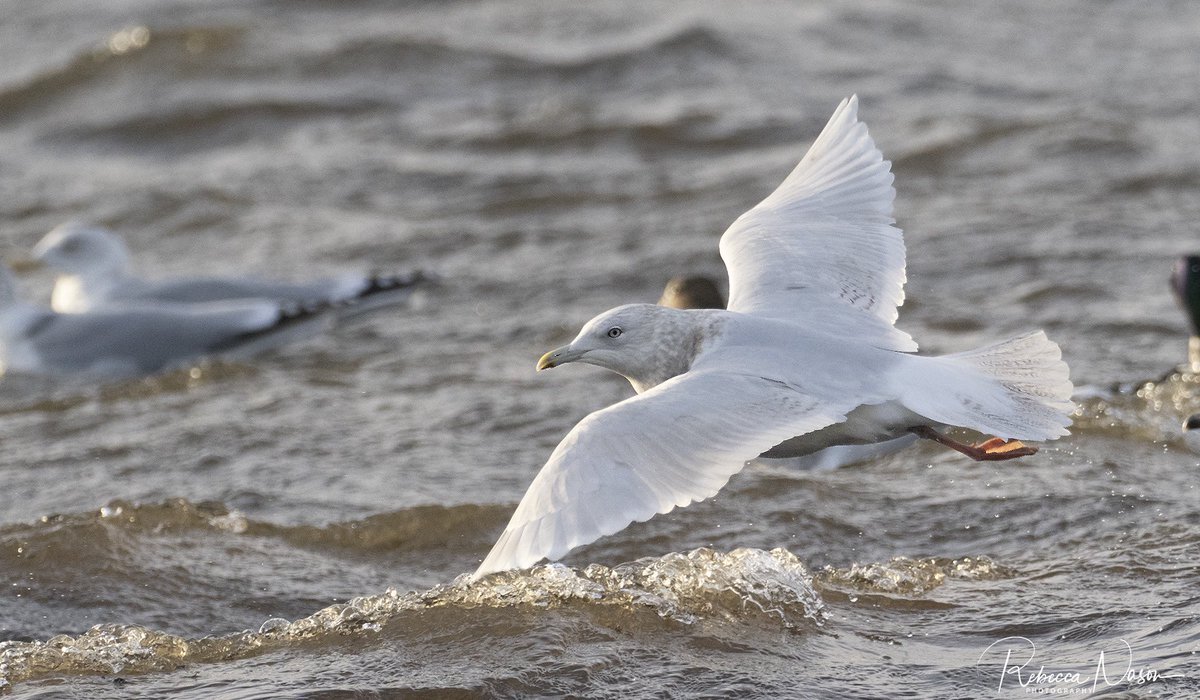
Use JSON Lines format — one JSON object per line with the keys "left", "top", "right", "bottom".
{"left": 473, "top": 368, "right": 850, "bottom": 578}
{"left": 719, "top": 95, "right": 914, "bottom": 351}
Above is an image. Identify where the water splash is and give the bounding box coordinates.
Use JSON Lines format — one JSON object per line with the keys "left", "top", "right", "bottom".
{"left": 818, "top": 555, "right": 1013, "bottom": 597}
{"left": 582, "top": 547, "right": 824, "bottom": 625}
{"left": 0, "top": 547, "right": 821, "bottom": 690}
{"left": 1073, "top": 370, "right": 1200, "bottom": 445}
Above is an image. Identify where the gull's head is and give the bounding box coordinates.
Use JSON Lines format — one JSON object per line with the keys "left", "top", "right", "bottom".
{"left": 658, "top": 275, "right": 725, "bottom": 310}
{"left": 32, "top": 222, "right": 131, "bottom": 276}
{"left": 1183, "top": 414, "right": 1200, "bottom": 454}
{"left": 537, "top": 303, "right": 707, "bottom": 393}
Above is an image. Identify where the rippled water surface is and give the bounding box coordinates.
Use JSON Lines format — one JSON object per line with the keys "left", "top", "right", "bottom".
{"left": 2, "top": 0, "right": 1200, "bottom": 697}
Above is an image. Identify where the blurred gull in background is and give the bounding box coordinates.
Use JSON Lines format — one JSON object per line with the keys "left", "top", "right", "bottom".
{"left": 30, "top": 221, "right": 427, "bottom": 315}
{"left": 0, "top": 265, "right": 337, "bottom": 379}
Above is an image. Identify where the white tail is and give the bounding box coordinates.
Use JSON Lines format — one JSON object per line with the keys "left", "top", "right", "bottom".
{"left": 895, "top": 331, "right": 1074, "bottom": 441}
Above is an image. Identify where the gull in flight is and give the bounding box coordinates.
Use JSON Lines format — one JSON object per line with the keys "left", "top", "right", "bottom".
{"left": 29, "top": 222, "right": 424, "bottom": 314}
{"left": 0, "top": 265, "right": 336, "bottom": 379}
{"left": 475, "top": 96, "right": 1074, "bottom": 578}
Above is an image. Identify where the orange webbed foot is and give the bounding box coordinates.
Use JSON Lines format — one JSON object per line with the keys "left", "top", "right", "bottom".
{"left": 974, "top": 438, "right": 1037, "bottom": 460}
{"left": 909, "top": 426, "right": 1039, "bottom": 462}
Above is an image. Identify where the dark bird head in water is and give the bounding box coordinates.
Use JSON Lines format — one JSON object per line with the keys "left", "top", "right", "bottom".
{"left": 658, "top": 275, "right": 725, "bottom": 310}
{"left": 1182, "top": 414, "right": 1200, "bottom": 454}
{"left": 1171, "top": 255, "right": 1200, "bottom": 337}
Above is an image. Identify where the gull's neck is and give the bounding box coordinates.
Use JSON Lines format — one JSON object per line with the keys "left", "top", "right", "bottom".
{"left": 624, "top": 308, "right": 725, "bottom": 394}
{"left": 52, "top": 265, "right": 130, "bottom": 312}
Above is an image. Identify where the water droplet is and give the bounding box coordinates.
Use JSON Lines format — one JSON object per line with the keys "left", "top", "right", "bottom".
{"left": 258, "top": 618, "right": 291, "bottom": 634}
{"left": 107, "top": 26, "right": 151, "bottom": 55}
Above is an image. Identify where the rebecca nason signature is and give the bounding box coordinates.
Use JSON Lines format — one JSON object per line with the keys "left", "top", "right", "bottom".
{"left": 977, "top": 636, "right": 1184, "bottom": 695}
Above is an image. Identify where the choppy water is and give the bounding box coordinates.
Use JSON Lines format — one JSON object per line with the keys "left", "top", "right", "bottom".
{"left": 2, "top": 0, "right": 1200, "bottom": 697}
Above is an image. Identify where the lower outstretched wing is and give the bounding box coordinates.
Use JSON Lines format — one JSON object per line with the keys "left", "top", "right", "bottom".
{"left": 474, "top": 369, "right": 849, "bottom": 578}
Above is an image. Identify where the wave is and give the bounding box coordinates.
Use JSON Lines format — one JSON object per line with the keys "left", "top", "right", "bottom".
{"left": 1, "top": 20, "right": 733, "bottom": 143}
{"left": 1109, "top": 167, "right": 1200, "bottom": 195}
{"left": 0, "top": 547, "right": 823, "bottom": 689}
{"left": 2, "top": 495, "right": 1016, "bottom": 691}
{"left": 817, "top": 555, "right": 1012, "bottom": 598}
{"left": 890, "top": 119, "right": 1041, "bottom": 173}
{"left": 51, "top": 97, "right": 391, "bottom": 153}
{"left": 308, "top": 23, "right": 732, "bottom": 78}
{"left": 0, "top": 499, "right": 511, "bottom": 562}
{"left": 891, "top": 116, "right": 1144, "bottom": 177}
{"left": 0, "top": 26, "right": 243, "bottom": 120}
{"left": 0, "top": 361, "right": 259, "bottom": 415}
{"left": 1072, "top": 368, "right": 1200, "bottom": 444}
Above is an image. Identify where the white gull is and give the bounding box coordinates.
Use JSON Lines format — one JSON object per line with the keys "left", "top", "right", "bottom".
{"left": 475, "top": 96, "right": 1074, "bottom": 578}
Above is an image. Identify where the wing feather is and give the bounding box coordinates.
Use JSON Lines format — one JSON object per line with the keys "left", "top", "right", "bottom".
{"left": 474, "top": 369, "right": 849, "bottom": 578}
{"left": 719, "top": 95, "right": 912, "bottom": 350}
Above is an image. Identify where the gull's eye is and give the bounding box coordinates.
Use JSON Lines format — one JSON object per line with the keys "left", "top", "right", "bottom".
{"left": 606, "top": 326, "right": 623, "bottom": 338}
{"left": 61, "top": 239, "right": 82, "bottom": 254}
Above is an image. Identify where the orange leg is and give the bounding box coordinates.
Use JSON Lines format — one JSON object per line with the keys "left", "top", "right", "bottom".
{"left": 908, "top": 426, "right": 1038, "bottom": 461}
